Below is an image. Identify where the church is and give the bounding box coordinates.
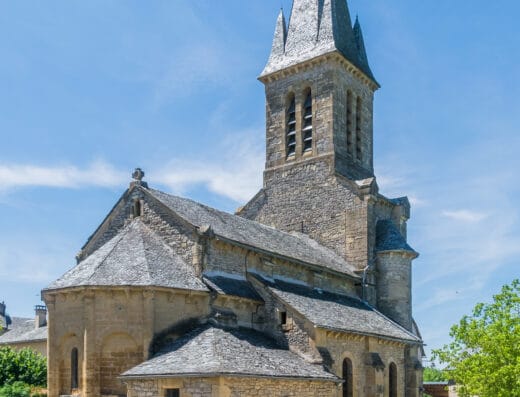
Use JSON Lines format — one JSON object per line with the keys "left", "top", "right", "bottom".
{"left": 42, "top": 0, "right": 424, "bottom": 396}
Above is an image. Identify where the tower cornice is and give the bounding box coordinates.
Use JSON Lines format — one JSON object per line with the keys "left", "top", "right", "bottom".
{"left": 259, "top": 51, "right": 380, "bottom": 91}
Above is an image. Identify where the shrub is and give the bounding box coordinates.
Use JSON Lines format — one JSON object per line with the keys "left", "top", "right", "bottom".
{"left": 0, "top": 347, "right": 46, "bottom": 387}
{"left": 0, "top": 381, "right": 31, "bottom": 397}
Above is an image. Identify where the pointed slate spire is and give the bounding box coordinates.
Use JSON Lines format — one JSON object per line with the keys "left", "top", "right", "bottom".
{"left": 353, "top": 16, "right": 375, "bottom": 81}
{"left": 261, "top": 0, "right": 377, "bottom": 85}
{"left": 265, "top": 9, "right": 288, "bottom": 69}
{"left": 317, "top": 0, "right": 356, "bottom": 58}
{"left": 284, "top": 0, "right": 320, "bottom": 57}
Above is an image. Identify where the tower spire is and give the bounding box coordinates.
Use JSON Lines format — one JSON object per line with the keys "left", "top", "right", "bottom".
{"left": 265, "top": 9, "right": 287, "bottom": 69}
{"left": 261, "top": 0, "right": 376, "bottom": 84}
{"left": 353, "top": 16, "right": 375, "bottom": 81}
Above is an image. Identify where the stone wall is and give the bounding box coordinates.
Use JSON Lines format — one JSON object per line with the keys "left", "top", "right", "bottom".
{"left": 125, "top": 376, "right": 339, "bottom": 397}
{"left": 0, "top": 340, "right": 47, "bottom": 357}
{"left": 43, "top": 287, "right": 209, "bottom": 397}
{"left": 315, "top": 330, "right": 417, "bottom": 397}
{"left": 376, "top": 252, "right": 414, "bottom": 331}
{"left": 79, "top": 188, "right": 198, "bottom": 270}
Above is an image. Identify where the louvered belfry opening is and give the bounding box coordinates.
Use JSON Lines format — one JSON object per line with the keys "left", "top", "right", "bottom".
{"left": 302, "top": 89, "right": 313, "bottom": 153}
{"left": 286, "top": 94, "right": 297, "bottom": 157}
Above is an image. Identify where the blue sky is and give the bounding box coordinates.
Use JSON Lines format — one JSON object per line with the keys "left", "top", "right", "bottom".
{"left": 0, "top": 0, "right": 519, "bottom": 360}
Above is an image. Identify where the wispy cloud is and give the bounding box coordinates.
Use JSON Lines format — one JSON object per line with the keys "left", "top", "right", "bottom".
{"left": 0, "top": 160, "right": 126, "bottom": 192}
{"left": 442, "top": 209, "right": 489, "bottom": 223}
{"left": 0, "top": 130, "right": 264, "bottom": 204}
{"left": 153, "top": 129, "right": 264, "bottom": 203}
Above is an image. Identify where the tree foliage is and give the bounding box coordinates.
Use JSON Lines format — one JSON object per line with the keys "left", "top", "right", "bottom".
{"left": 0, "top": 382, "right": 31, "bottom": 397}
{"left": 423, "top": 366, "right": 446, "bottom": 382}
{"left": 433, "top": 279, "right": 520, "bottom": 397}
{"left": 0, "top": 347, "right": 46, "bottom": 388}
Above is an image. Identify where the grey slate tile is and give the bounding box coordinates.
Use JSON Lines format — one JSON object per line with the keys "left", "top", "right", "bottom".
{"left": 262, "top": 0, "right": 376, "bottom": 82}
{"left": 0, "top": 317, "right": 47, "bottom": 344}
{"left": 46, "top": 219, "right": 208, "bottom": 292}
{"left": 258, "top": 276, "right": 420, "bottom": 343}
{"left": 203, "top": 274, "right": 263, "bottom": 302}
{"left": 122, "top": 325, "right": 338, "bottom": 380}
{"left": 147, "top": 188, "right": 358, "bottom": 278}
{"left": 376, "top": 220, "right": 417, "bottom": 254}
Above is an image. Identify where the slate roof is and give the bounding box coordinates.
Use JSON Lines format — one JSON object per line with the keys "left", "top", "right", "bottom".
{"left": 259, "top": 277, "right": 420, "bottom": 343}
{"left": 147, "top": 188, "right": 358, "bottom": 278}
{"left": 122, "top": 325, "right": 338, "bottom": 381}
{"left": 203, "top": 273, "right": 263, "bottom": 302}
{"left": 376, "top": 220, "right": 418, "bottom": 255}
{"left": 0, "top": 317, "right": 47, "bottom": 344}
{"left": 46, "top": 219, "right": 208, "bottom": 292}
{"left": 262, "top": 0, "right": 376, "bottom": 82}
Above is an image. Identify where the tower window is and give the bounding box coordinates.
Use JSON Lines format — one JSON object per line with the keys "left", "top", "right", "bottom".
{"left": 71, "top": 348, "right": 79, "bottom": 390}
{"left": 342, "top": 358, "right": 353, "bottom": 397}
{"left": 356, "top": 96, "right": 363, "bottom": 161}
{"left": 286, "top": 95, "right": 296, "bottom": 157}
{"left": 346, "top": 91, "right": 353, "bottom": 155}
{"left": 302, "top": 90, "right": 313, "bottom": 153}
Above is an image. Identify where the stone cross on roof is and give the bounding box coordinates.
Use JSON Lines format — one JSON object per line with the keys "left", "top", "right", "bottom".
{"left": 130, "top": 168, "right": 148, "bottom": 188}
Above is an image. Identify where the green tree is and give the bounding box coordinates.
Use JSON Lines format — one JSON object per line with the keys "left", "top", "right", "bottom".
{"left": 0, "top": 381, "right": 31, "bottom": 397}
{"left": 0, "top": 347, "right": 46, "bottom": 387}
{"left": 433, "top": 279, "right": 520, "bottom": 397}
{"left": 423, "top": 366, "right": 446, "bottom": 382}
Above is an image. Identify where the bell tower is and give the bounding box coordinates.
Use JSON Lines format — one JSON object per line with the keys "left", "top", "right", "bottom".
{"left": 259, "top": 0, "right": 379, "bottom": 182}
{"left": 241, "top": 1, "right": 417, "bottom": 321}
{"left": 240, "top": 0, "right": 383, "bottom": 268}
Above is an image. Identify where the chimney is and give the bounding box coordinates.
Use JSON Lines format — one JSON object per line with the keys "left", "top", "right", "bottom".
{"left": 0, "top": 301, "right": 5, "bottom": 317}
{"left": 35, "top": 305, "right": 47, "bottom": 329}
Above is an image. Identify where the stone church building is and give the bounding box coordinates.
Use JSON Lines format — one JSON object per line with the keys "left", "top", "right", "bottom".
{"left": 43, "top": 0, "right": 424, "bottom": 396}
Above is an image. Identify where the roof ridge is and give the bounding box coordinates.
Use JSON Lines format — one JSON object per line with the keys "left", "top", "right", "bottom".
{"left": 84, "top": 221, "right": 134, "bottom": 284}
{"left": 133, "top": 220, "right": 153, "bottom": 286}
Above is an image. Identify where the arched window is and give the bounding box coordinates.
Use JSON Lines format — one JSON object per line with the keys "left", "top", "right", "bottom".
{"left": 342, "top": 358, "right": 353, "bottom": 397}
{"left": 71, "top": 348, "right": 79, "bottom": 390}
{"left": 356, "top": 96, "right": 363, "bottom": 161}
{"left": 286, "top": 94, "right": 296, "bottom": 157}
{"left": 302, "top": 90, "right": 313, "bottom": 153}
{"left": 346, "top": 90, "right": 353, "bottom": 155}
{"left": 389, "top": 362, "right": 397, "bottom": 397}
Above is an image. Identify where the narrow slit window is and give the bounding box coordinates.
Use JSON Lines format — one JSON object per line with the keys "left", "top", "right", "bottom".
{"left": 133, "top": 200, "right": 142, "bottom": 218}
{"left": 356, "top": 96, "right": 362, "bottom": 161}
{"left": 389, "top": 363, "right": 397, "bottom": 397}
{"left": 71, "top": 348, "right": 79, "bottom": 390}
{"left": 347, "top": 91, "right": 353, "bottom": 155}
{"left": 279, "top": 311, "right": 287, "bottom": 325}
{"left": 342, "top": 358, "right": 353, "bottom": 397}
{"left": 302, "top": 91, "right": 313, "bottom": 153}
{"left": 286, "top": 95, "right": 296, "bottom": 157}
